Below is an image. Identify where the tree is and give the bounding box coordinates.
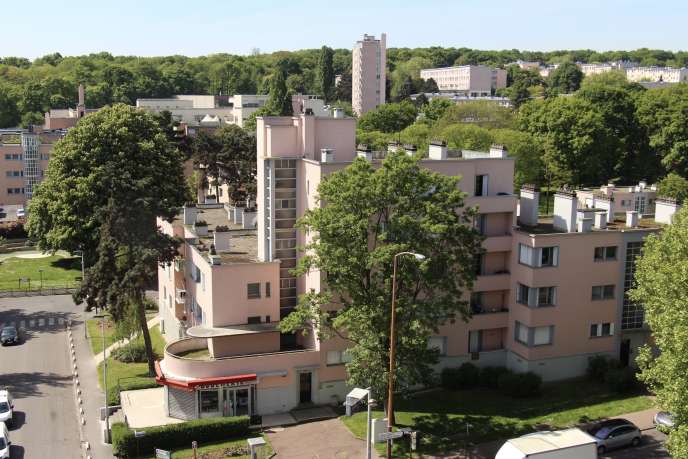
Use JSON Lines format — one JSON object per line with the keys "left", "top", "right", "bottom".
{"left": 334, "top": 71, "right": 352, "bottom": 103}
{"left": 440, "top": 124, "right": 494, "bottom": 151}
{"left": 657, "top": 173, "right": 688, "bottom": 203}
{"left": 265, "top": 66, "right": 293, "bottom": 116}
{"left": 493, "top": 129, "right": 544, "bottom": 189}
{"left": 0, "top": 86, "right": 20, "bottom": 128}
{"left": 394, "top": 75, "right": 416, "bottom": 102}
{"left": 636, "top": 84, "right": 688, "bottom": 176}
{"left": 508, "top": 68, "right": 545, "bottom": 108}
{"left": 433, "top": 100, "right": 515, "bottom": 130}
{"left": 214, "top": 125, "right": 257, "bottom": 202}
{"left": 316, "top": 46, "right": 335, "bottom": 102}
{"left": 547, "top": 61, "right": 584, "bottom": 94}
{"left": 630, "top": 206, "right": 688, "bottom": 458}
{"left": 357, "top": 101, "right": 418, "bottom": 133}
{"left": 518, "top": 97, "right": 610, "bottom": 187}
{"left": 27, "top": 104, "right": 188, "bottom": 375}
{"left": 281, "top": 152, "right": 482, "bottom": 406}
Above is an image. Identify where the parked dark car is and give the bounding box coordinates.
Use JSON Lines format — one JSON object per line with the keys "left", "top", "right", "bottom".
{"left": 654, "top": 411, "right": 675, "bottom": 430}
{"left": 0, "top": 326, "right": 19, "bottom": 346}
{"left": 588, "top": 418, "right": 642, "bottom": 455}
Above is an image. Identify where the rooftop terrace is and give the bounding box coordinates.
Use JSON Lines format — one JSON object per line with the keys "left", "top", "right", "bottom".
{"left": 184, "top": 206, "right": 259, "bottom": 264}
{"left": 517, "top": 215, "right": 664, "bottom": 235}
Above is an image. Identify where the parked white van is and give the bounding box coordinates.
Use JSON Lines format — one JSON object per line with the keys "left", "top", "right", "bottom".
{"left": 495, "top": 428, "right": 597, "bottom": 459}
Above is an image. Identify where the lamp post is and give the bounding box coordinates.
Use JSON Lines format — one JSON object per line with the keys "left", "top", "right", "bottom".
{"left": 96, "top": 314, "right": 110, "bottom": 442}
{"left": 38, "top": 269, "right": 43, "bottom": 289}
{"left": 386, "top": 251, "right": 425, "bottom": 459}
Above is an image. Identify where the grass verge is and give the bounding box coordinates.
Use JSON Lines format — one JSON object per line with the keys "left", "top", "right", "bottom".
{"left": 0, "top": 254, "right": 81, "bottom": 290}
{"left": 139, "top": 435, "right": 272, "bottom": 459}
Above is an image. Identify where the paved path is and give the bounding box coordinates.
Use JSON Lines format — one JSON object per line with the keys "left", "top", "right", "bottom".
{"left": 0, "top": 295, "right": 83, "bottom": 458}
{"left": 92, "top": 315, "right": 160, "bottom": 365}
{"left": 267, "top": 417, "right": 374, "bottom": 459}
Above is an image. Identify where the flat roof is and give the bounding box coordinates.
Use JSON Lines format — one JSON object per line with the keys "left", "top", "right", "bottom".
{"left": 186, "top": 321, "right": 279, "bottom": 338}
{"left": 184, "top": 207, "right": 259, "bottom": 264}
{"left": 508, "top": 428, "right": 596, "bottom": 454}
{"left": 517, "top": 215, "right": 662, "bottom": 235}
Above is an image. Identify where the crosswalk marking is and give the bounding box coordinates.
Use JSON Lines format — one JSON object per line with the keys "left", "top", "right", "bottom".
{"left": 38, "top": 318, "right": 45, "bottom": 327}
{"left": 29, "top": 320, "right": 35, "bottom": 327}
{"left": 48, "top": 317, "right": 55, "bottom": 326}
{"left": 58, "top": 318, "right": 64, "bottom": 325}
{"left": 0, "top": 316, "right": 69, "bottom": 330}
{"left": 19, "top": 320, "right": 25, "bottom": 328}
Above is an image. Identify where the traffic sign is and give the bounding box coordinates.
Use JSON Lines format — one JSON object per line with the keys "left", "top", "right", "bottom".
{"left": 378, "top": 431, "right": 404, "bottom": 441}
{"left": 155, "top": 449, "right": 171, "bottom": 459}
{"left": 134, "top": 430, "right": 146, "bottom": 438}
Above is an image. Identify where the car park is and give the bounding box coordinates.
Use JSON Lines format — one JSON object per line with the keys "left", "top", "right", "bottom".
{"left": 0, "top": 391, "right": 12, "bottom": 428}
{"left": 588, "top": 418, "right": 642, "bottom": 455}
{"left": 0, "top": 327, "right": 19, "bottom": 346}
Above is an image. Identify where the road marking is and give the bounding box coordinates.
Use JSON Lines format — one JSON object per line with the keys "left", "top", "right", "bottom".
{"left": 38, "top": 318, "right": 45, "bottom": 327}
{"left": 29, "top": 320, "right": 35, "bottom": 327}
{"left": 48, "top": 317, "right": 55, "bottom": 326}
{"left": 19, "top": 320, "right": 26, "bottom": 328}
{"left": 58, "top": 318, "right": 64, "bottom": 325}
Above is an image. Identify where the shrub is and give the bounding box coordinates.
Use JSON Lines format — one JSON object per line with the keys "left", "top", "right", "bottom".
{"left": 0, "top": 222, "right": 27, "bottom": 239}
{"left": 111, "top": 341, "right": 151, "bottom": 363}
{"left": 480, "top": 366, "right": 512, "bottom": 388}
{"left": 440, "top": 362, "right": 480, "bottom": 390}
{"left": 604, "top": 367, "right": 638, "bottom": 393}
{"left": 112, "top": 416, "right": 250, "bottom": 458}
{"left": 587, "top": 355, "right": 621, "bottom": 381}
{"left": 498, "top": 371, "right": 542, "bottom": 398}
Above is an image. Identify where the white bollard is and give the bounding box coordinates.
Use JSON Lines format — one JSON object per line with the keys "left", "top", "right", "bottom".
{"left": 78, "top": 397, "right": 83, "bottom": 405}
{"left": 81, "top": 417, "right": 86, "bottom": 425}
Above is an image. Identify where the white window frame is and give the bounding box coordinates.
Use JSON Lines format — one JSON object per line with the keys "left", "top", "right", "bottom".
{"left": 590, "top": 322, "right": 615, "bottom": 337}
{"left": 428, "top": 336, "right": 447, "bottom": 356}
{"left": 519, "top": 244, "right": 558, "bottom": 268}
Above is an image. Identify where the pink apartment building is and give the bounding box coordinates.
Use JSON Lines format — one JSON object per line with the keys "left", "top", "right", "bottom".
{"left": 156, "top": 111, "right": 675, "bottom": 420}
{"left": 352, "top": 34, "right": 386, "bottom": 116}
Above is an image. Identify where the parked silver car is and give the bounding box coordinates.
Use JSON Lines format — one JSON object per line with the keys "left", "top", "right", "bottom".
{"left": 588, "top": 418, "right": 642, "bottom": 455}
{"left": 653, "top": 411, "right": 675, "bottom": 430}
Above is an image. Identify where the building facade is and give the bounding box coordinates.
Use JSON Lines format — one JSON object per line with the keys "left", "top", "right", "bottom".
{"left": 626, "top": 66, "right": 688, "bottom": 83}
{"left": 352, "top": 33, "right": 386, "bottom": 116}
{"left": 578, "top": 61, "right": 638, "bottom": 77}
{"left": 155, "top": 113, "right": 671, "bottom": 421}
{"left": 419, "top": 65, "right": 507, "bottom": 96}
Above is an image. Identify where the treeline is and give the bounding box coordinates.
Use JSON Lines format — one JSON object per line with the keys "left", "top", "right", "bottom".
{"left": 357, "top": 73, "right": 688, "bottom": 194}
{"left": 1, "top": 46, "right": 687, "bottom": 127}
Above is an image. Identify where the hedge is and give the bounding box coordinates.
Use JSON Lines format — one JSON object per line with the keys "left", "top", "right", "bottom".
{"left": 498, "top": 371, "right": 542, "bottom": 398}
{"left": 112, "top": 416, "right": 250, "bottom": 458}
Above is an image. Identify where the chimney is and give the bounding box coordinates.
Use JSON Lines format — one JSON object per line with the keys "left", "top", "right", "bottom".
{"left": 655, "top": 197, "right": 681, "bottom": 224}
{"left": 332, "top": 107, "right": 344, "bottom": 119}
{"left": 595, "top": 195, "right": 614, "bottom": 223}
{"left": 183, "top": 205, "right": 198, "bottom": 225}
{"left": 213, "top": 229, "right": 231, "bottom": 252}
{"left": 594, "top": 211, "right": 607, "bottom": 229}
{"left": 78, "top": 84, "right": 85, "bottom": 107}
{"left": 553, "top": 190, "right": 578, "bottom": 232}
{"left": 489, "top": 144, "right": 508, "bottom": 158}
{"left": 638, "top": 180, "right": 647, "bottom": 190}
{"left": 577, "top": 217, "right": 593, "bottom": 233}
{"left": 626, "top": 210, "right": 639, "bottom": 228}
{"left": 403, "top": 144, "right": 417, "bottom": 156}
{"left": 321, "top": 148, "right": 335, "bottom": 163}
{"left": 428, "top": 140, "right": 447, "bottom": 160}
{"left": 357, "top": 144, "right": 372, "bottom": 161}
{"left": 518, "top": 184, "right": 540, "bottom": 227}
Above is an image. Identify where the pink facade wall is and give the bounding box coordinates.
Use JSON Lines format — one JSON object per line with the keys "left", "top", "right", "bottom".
{"left": 209, "top": 332, "right": 281, "bottom": 358}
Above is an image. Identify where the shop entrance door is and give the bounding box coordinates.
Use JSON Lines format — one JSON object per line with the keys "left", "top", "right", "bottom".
{"left": 299, "top": 372, "right": 312, "bottom": 404}
{"left": 223, "top": 387, "right": 252, "bottom": 417}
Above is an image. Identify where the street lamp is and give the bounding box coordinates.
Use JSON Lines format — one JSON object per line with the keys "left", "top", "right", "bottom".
{"left": 387, "top": 251, "right": 425, "bottom": 459}
{"left": 95, "top": 313, "right": 110, "bottom": 442}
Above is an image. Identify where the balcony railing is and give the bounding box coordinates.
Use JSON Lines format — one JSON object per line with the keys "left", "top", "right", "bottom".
{"left": 471, "top": 304, "right": 509, "bottom": 315}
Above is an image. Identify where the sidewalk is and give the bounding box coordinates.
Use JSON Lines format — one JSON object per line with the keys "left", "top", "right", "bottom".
{"left": 73, "top": 309, "right": 115, "bottom": 459}
{"left": 92, "top": 315, "right": 160, "bottom": 365}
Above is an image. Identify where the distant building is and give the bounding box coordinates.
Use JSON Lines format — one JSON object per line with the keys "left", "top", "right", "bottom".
{"left": 626, "top": 66, "right": 688, "bottom": 83}
{"left": 509, "top": 60, "right": 541, "bottom": 71}
{"left": 44, "top": 84, "right": 97, "bottom": 130}
{"left": 578, "top": 61, "right": 638, "bottom": 77}
{"left": 539, "top": 64, "right": 560, "bottom": 78}
{"left": 411, "top": 92, "right": 512, "bottom": 108}
{"left": 419, "top": 65, "right": 506, "bottom": 96}
{"left": 352, "top": 33, "right": 386, "bottom": 116}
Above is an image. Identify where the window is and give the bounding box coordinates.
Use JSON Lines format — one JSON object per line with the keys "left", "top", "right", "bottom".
{"left": 594, "top": 246, "right": 617, "bottom": 261}
{"left": 247, "top": 316, "right": 261, "bottom": 324}
{"left": 473, "top": 253, "right": 484, "bottom": 276}
{"left": 517, "top": 283, "right": 529, "bottom": 305}
{"left": 533, "top": 326, "right": 553, "bottom": 346}
{"left": 515, "top": 321, "right": 528, "bottom": 345}
{"left": 468, "top": 331, "right": 481, "bottom": 353}
{"left": 517, "top": 284, "right": 556, "bottom": 307}
{"left": 519, "top": 244, "right": 559, "bottom": 268}
{"left": 475, "top": 175, "right": 488, "bottom": 197}
{"left": 537, "top": 287, "right": 555, "bottom": 306}
{"left": 474, "top": 214, "right": 487, "bottom": 235}
{"left": 326, "top": 350, "right": 352, "bottom": 365}
{"left": 247, "top": 282, "right": 261, "bottom": 299}
{"left": 590, "top": 322, "right": 614, "bottom": 337}
{"left": 428, "top": 336, "right": 447, "bottom": 356}
{"left": 266, "top": 282, "right": 271, "bottom": 298}
{"left": 7, "top": 187, "right": 23, "bottom": 194}
{"left": 193, "top": 265, "right": 201, "bottom": 283}
{"left": 592, "top": 285, "right": 615, "bottom": 300}
{"left": 199, "top": 390, "right": 219, "bottom": 413}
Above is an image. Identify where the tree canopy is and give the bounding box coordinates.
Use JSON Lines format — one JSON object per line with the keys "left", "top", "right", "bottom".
{"left": 281, "top": 152, "right": 482, "bottom": 401}
{"left": 631, "top": 207, "right": 688, "bottom": 459}
{"left": 357, "top": 101, "right": 418, "bottom": 134}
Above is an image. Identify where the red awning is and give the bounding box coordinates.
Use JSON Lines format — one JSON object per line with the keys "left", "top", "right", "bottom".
{"left": 155, "top": 361, "right": 257, "bottom": 391}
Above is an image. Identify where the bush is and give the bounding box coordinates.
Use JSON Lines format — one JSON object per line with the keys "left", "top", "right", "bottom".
{"left": 587, "top": 355, "right": 621, "bottom": 381}
{"left": 480, "top": 366, "right": 512, "bottom": 388}
{"left": 605, "top": 368, "right": 638, "bottom": 393}
{"left": 111, "top": 342, "right": 151, "bottom": 363}
{"left": 498, "top": 371, "right": 542, "bottom": 398}
{"left": 440, "top": 362, "right": 481, "bottom": 390}
{"left": 112, "top": 416, "right": 250, "bottom": 458}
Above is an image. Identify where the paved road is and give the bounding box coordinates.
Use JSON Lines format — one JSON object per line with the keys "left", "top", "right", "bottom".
{"left": 0, "top": 295, "right": 82, "bottom": 458}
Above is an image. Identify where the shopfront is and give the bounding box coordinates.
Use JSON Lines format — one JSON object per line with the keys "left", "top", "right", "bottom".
{"left": 198, "top": 383, "right": 257, "bottom": 418}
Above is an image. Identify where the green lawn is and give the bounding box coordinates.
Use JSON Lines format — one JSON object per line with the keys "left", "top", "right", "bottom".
{"left": 87, "top": 310, "right": 158, "bottom": 356}
{"left": 139, "top": 435, "right": 272, "bottom": 459}
{"left": 98, "top": 325, "right": 166, "bottom": 405}
{"left": 341, "top": 379, "right": 653, "bottom": 456}
{"left": 0, "top": 254, "right": 82, "bottom": 290}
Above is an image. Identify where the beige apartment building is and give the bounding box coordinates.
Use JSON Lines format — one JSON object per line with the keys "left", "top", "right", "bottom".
{"left": 420, "top": 65, "right": 507, "bottom": 96}
{"left": 154, "top": 109, "right": 674, "bottom": 421}
{"left": 626, "top": 66, "right": 688, "bottom": 83}
{"left": 352, "top": 33, "right": 386, "bottom": 116}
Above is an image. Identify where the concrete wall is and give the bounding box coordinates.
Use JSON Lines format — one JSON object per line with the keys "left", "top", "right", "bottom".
{"left": 209, "top": 332, "right": 281, "bottom": 358}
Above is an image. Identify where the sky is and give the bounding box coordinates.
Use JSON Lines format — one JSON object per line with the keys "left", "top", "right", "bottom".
{"left": 2, "top": 0, "right": 686, "bottom": 58}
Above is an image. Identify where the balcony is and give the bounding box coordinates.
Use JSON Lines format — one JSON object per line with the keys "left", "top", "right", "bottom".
{"left": 482, "top": 234, "right": 512, "bottom": 252}
{"left": 162, "top": 337, "right": 320, "bottom": 380}
{"left": 474, "top": 272, "right": 510, "bottom": 292}
{"left": 468, "top": 308, "right": 509, "bottom": 329}
{"left": 466, "top": 194, "right": 517, "bottom": 214}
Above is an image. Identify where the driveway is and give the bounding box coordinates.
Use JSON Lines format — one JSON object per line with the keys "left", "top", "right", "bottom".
{"left": 267, "top": 417, "right": 374, "bottom": 459}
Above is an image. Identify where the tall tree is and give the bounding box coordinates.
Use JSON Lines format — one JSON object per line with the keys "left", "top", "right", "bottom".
{"left": 334, "top": 71, "right": 352, "bottom": 103}
{"left": 214, "top": 125, "right": 258, "bottom": 202}
{"left": 657, "top": 173, "right": 688, "bottom": 203}
{"left": 547, "top": 61, "right": 584, "bottom": 94}
{"left": 281, "top": 152, "right": 482, "bottom": 406}
{"left": 27, "top": 104, "right": 188, "bottom": 375}
{"left": 357, "top": 101, "right": 418, "bottom": 133}
{"left": 316, "top": 46, "right": 335, "bottom": 102}
{"left": 265, "top": 66, "right": 293, "bottom": 116}
{"left": 0, "top": 86, "right": 20, "bottom": 128}
{"left": 630, "top": 207, "right": 688, "bottom": 459}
